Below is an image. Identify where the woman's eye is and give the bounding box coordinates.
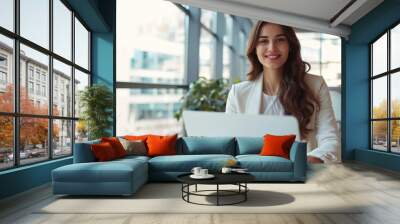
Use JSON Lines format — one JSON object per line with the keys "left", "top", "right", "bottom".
{"left": 259, "top": 39, "right": 268, "bottom": 44}
{"left": 277, "top": 38, "right": 286, "bottom": 42}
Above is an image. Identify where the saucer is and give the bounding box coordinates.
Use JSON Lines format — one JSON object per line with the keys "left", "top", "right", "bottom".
{"left": 190, "top": 174, "right": 215, "bottom": 179}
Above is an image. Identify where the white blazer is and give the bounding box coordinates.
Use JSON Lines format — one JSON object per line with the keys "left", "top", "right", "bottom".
{"left": 225, "top": 73, "right": 339, "bottom": 162}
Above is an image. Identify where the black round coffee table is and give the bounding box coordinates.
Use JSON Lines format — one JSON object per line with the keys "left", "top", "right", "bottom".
{"left": 177, "top": 173, "right": 255, "bottom": 206}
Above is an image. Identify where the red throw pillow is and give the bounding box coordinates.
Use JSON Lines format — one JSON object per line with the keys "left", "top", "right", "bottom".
{"left": 91, "top": 142, "right": 117, "bottom": 161}
{"left": 259, "top": 134, "right": 296, "bottom": 159}
{"left": 146, "top": 134, "right": 177, "bottom": 157}
{"left": 101, "top": 137, "right": 127, "bottom": 158}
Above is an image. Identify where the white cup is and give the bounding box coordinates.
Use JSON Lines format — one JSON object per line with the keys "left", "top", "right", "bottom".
{"left": 200, "top": 169, "right": 208, "bottom": 176}
{"left": 221, "top": 167, "right": 232, "bottom": 174}
{"left": 191, "top": 167, "right": 202, "bottom": 176}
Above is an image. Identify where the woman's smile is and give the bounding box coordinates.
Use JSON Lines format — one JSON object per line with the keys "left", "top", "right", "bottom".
{"left": 264, "top": 52, "right": 281, "bottom": 61}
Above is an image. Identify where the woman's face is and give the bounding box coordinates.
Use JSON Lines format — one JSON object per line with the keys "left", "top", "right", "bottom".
{"left": 255, "top": 23, "right": 289, "bottom": 70}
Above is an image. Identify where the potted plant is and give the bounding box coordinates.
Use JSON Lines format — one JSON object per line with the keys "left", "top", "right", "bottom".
{"left": 79, "top": 84, "right": 113, "bottom": 140}
{"left": 174, "top": 77, "right": 231, "bottom": 120}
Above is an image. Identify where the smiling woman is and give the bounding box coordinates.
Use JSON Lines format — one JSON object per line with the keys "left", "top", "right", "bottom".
{"left": 225, "top": 21, "right": 340, "bottom": 164}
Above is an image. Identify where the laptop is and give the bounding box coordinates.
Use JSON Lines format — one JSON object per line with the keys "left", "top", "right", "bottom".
{"left": 182, "top": 110, "right": 300, "bottom": 140}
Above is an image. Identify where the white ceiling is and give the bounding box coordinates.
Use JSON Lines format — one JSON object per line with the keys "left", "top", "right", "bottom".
{"left": 167, "top": 0, "right": 384, "bottom": 38}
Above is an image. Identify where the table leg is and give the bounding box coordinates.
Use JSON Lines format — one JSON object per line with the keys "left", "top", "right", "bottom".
{"left": 217, "top": 184, "right": 219, "bottom": 206}
{"left": 187, "top": 184, "right": 190, "bottom": 202}
{"left": 245, "top": 183, "right": 247, "bottom": 201}
{"left": 195, "top": 184, "right": 197, "bottom": 192}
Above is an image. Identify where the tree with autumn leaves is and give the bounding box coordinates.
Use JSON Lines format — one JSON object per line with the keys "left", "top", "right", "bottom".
{"left": 0, "top": 84, "right": 59, "bottom": 153}
{"left": 372, "top": 99, "right": 400, "bottom": 143}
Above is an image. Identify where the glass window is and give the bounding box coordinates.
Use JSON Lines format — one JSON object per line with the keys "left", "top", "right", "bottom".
{"left": 238, "top": 31, "right": 245, "bottom": 56}
{"left": 0, "top": 116, "right": 13, "bottom": 170}
{"left": 28, "top": 81, "right": 33, "bottom": 93}
{"left": 370, "top": 25, "right": 400, "bottom": 153}
{"left": 372, "top": 121, "right": 388, "bottom": 151}
{"left": 391, "top": 24, "right": 400, "bottom": 70}
{"left": 372, "top": 77, "right": 387, "bottom": 119}
{"left": 201, "top": 9, "right": 215, "bottom": 29}
{"left": 53, "top": 119, "right": 72, "bottom": 158}
{"left": 223, "top": 15, "right": 233, "bottom": 45}
{"left": 0, "top": 0, "right": 92, "bottom": 170}
{"left": 74, "top": 18, "right": 89, "bottom": 69}
{"left": 28, "top": 67, "right": 34, "bottom": 79}
{"left": 391, "top": 72, "right": 400, "bottom": 118}
{"left": 0, "top": 35, "right": 14, "bottom": 113}
{"left": 35, "top": 83, "right": 40, "bottom": 95}
{"left": 19, "top": 117, "right": 49, "bottom": 165}
{"left": 53, "top": 59, "right": 72, "bottom": 117}
{"left": 116, "top": 88, "right": 184, "bottom": 136}
{"left": 20, "top": 44, "right": 49, "bottom": 115}
{"left": 0, "top": 0, "right": 13, "bottom": 31}
{"left": 372, "top": 33, "right": 387, "bottom": 76}
{"left": 74, "top": 69, "right": 89, "bottom": 118}
{"left": 298, "top": 32, "right": 342, "bottom": 87}
{"left": 20, "top": 0, "right": 49, "bottom": 49}
{"left": 116, "top": 0, "right": 185, "bottom": 84}
{"left": 53, "top": 0, "right": 72, "bottom": 60}
{"left": 391, "top": 120, "right": 400, "bottom": 153}
{"left": 223, "top": 45, "right": 231, "bottom": 79}
{"left": 199, "top": 29, "right": 213, "bottom": 80}
{"left": 75, "top": 120, "right": 88, "bottom": 143}
{"left": 41, "top": 85, "right": 46, "bottom": 96}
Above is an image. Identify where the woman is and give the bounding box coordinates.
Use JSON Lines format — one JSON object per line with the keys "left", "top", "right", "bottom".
{"left": 225, "top": 21, "right": 339, "bottom": 163}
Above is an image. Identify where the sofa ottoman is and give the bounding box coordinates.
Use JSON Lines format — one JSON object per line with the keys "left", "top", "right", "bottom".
{"left": 52, "top": 155, "right": 149, "bottom": 196}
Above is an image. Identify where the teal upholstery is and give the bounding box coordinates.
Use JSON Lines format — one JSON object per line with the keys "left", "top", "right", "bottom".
{"left": 235, "top": 137, "right": 263, "bottom": 155}
{"left": 289, "top": 142, "right": 307, "bottom": 181}
{"left": 177, "top": 137, "right": 235, "bottom": 155}
{"left": 149, "top": 154, "right": 234, "bottom": 172}
{"left": 236, "top": 155, "right": 293, "bottom": 172}
{"left": 73, "top": 139, "right": 100, "bottom": 163}
{"left": 52, "top": 137, "right": 307, "bottom": 195}
{"left": 52, "top": 157, "right": 148, "bottom": 195}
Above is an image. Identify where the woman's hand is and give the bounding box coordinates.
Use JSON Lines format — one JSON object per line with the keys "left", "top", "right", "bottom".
{"left": 307, "top": 156, "right": 323, "bottom": 163}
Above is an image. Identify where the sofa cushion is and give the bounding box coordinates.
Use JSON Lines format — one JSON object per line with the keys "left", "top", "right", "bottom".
{"left": 260, "top": 134, "right": 296, "bottom": 159}
{"left": 73, "top": 139, "right": 100, "bottom": 163}
{"left": 235, "top": 137, "right": 263, "bottom": 155}
{"left": 118, "top": 138, "right": 147, "bottom": 156}
{"left": 101, "top": 137, "right": 127, "bottom": 158}
{"left": 91, "top": 142, "right": 118, "bottom": 161}
{"left": 236, "top": 155, "right": 293, "bottom": 172}
{"left": 147, "top": 134, "right": 177, "bottom": 157}
{"left": 52, "top": 158, "right": 147, "bottom": 183}
{"left": 148, "top": 154, "right": 235, "bottom": 172}
{"left": 177, "top": 137, "right": 235, "bottom": 155}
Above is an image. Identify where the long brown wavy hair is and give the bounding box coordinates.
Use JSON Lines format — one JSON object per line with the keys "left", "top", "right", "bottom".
{"left": 246, "top": 21, "right": 320, "bottom": 139}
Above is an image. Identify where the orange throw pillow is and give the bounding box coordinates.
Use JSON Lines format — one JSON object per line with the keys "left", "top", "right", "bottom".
{"left": 91, "top": 142, "right": 117, "bottom": 161}
{"left": 124, "top": 135, "right": 149, "bottom": 141}
{"left": 146, "top": 134, "right": 177, "bottom": 157}
{"left": 259, "top": 134, "right": 296, "bottom": 159}
{"left": 101, "top": 137, "right": 127, "bottom": 158}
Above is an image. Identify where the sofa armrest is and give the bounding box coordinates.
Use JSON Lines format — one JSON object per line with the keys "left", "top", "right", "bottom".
{"left": 73, "top": 140, "right": 100, "bottom": 163}
{"left": 289, "top": 141, "right": 307, "bottom": 181}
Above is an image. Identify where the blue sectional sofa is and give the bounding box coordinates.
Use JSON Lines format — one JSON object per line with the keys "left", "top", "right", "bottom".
{"left": 52, "top": 137, "right": 307, "bottom": 196}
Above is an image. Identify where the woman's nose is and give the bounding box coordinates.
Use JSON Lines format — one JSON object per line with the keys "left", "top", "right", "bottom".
{"left": 268, "top": 40, "right": 277, "bottom": 50}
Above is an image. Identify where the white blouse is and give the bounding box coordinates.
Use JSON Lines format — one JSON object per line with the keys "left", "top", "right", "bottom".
{"left": 261, "top": 93, "right": 285, "bottom": 115}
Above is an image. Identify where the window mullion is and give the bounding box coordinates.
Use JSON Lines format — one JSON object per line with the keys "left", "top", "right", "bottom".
{"left": 14, "top": 0, "right": 21, "bottom": 167}
{"left": 71, "top": 10, "right": 76, "bottom": 154}
{"left": 49, "top": 0, "right": 54, "bottom": 160}
{"left": 388, "top": 30, "right": 391, "bottom": 152}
